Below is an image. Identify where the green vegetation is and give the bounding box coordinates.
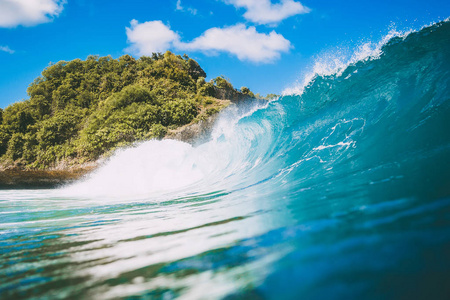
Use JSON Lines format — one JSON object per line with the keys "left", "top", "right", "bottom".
{"left": 0, "top": 51, "right": 253, "bottom": 169}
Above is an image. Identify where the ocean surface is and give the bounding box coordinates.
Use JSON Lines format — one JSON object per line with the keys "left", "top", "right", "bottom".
{"left": 1, "top": 20, "right": 450, "bottom": 299}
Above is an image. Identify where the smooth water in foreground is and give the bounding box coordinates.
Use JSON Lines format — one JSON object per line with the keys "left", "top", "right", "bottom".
{"left": 1, "top": 21, "right": 450, "bottom": 299}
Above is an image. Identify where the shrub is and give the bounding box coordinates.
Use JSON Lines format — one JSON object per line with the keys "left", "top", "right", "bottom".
{"left": 150, "top": 124, "right": 167, "bottom": 139}
{"left": 241, "top": 86, "right": 255, "bottom": 98}
{"left": 104, "top": 85, "right": 155, "bottom": 110}
{"left": 161, "top": 100, "right": 198, "bottom": 126}
{"left": 214, "top": 76, "right": 233, "bottom": 91}
{"left": 6, "top": 133, "right": 25, "bottom": 161}
{"left": 37, "top": 110, "right": 83, "bottom": 149}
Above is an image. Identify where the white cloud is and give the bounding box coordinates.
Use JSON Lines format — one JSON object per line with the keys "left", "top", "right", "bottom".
{"left": 224, "top": 0, "right": 310, "bottom": 25}
{"left": 0, "top": 45, "right": 15, "bottom": 54}
{"left": 177, "top": 24, "right": 290, "bottom": 63}
{"left": 176, "top": 0, "right": 183, "bottom": 11}
{"left": 125, "top": 20, "right": 180, "bottom": 56}
{"left": 125, "top": 21, "right": 290, "bottom": 63}
{"left": 0, "top": 0, "right": 65, "bottom": 28}
{"left": 187, "top": 7, "right": 198, "bottom": 15}
{"left": 175, "top": 0, "right": 197, "bottom": 15}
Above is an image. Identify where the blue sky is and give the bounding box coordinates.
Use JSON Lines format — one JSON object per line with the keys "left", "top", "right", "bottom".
{"left": 0, "top": 0, "right": 449, "bottom": 108}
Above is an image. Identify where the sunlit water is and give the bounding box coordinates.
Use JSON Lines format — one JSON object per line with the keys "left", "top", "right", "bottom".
{"left": 1, "top": 21, "right": 450, "bottom": 299}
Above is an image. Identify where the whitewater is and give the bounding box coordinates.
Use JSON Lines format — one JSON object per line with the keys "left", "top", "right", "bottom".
{"left": 1, "top": 20, "right": 450, "bottom": 299}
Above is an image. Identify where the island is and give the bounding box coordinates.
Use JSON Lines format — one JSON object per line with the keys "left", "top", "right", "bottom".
{"left": 0, "top": 51, "right": 268, "bottom": 188}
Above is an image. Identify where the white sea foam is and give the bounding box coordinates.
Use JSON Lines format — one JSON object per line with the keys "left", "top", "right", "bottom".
{"left": 62, "top": 140, "right": 207, "bottom": 198}
{"left": 60, "top": 102, "right": 268, "bottom": 199}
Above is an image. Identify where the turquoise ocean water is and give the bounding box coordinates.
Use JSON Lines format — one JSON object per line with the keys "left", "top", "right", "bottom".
{"left": 1, "top": 20, "right": 450, "bottom": 299}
